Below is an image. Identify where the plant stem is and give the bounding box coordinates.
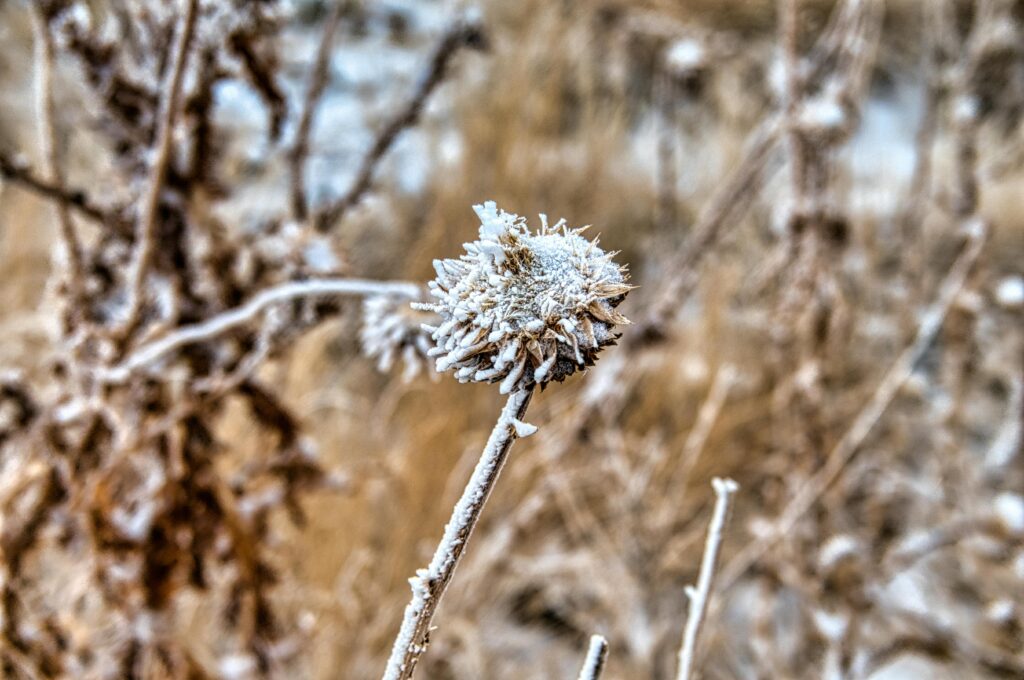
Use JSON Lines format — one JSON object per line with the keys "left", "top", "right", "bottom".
{"left": 121, "top": 0, "right": 200, "bottom": 337}
{"left": 101, "top": 278, "right": 422, "bottom": 382}
{"left": 382, "top": 387, "right": 535, "bottom": 680}
{"left": 577, "top": 634, "right": 609, "bottom": 680}
{"left": 676, "top": 477, "right": 739, "bottom": 680}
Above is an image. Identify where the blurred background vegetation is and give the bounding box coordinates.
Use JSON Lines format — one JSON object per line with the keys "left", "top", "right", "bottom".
{"left": 0, "top": 0, "right": 1021, "bottom": 678}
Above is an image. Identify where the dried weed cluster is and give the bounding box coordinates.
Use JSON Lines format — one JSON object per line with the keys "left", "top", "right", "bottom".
{"left": 0, "top": 0, "right": 1021, "bottom": 679}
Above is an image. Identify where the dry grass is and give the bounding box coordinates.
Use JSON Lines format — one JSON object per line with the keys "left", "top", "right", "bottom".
{"left": 1, "top": 0, "right": 1022, "bottom": 678}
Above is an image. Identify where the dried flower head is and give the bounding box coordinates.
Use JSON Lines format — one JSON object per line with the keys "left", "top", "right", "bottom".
{"left": 416, "top": 202, "right": 630, "bottom": 394}
{"left": 360, "top": 293, "right": 437, "bottom": 382}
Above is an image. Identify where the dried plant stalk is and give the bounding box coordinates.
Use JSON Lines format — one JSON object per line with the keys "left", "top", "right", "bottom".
{"left": 122, "top": 0, "right": 200, "bottom": 332}
{"left": 576, "top": 634, "right": 609, "bottom": 680}
{"left": 676, "top": 478, "right": 739, "bottom": 680}
{"left": 382, "top": 387, "right": 535, "bottom": 680}
{"left": 289, "top": 0, "right": 346, "bottom": 221}
{"left": 315, "top": 17, "right": 485, "bottom": 231}
{"left": 0, "top": 153, "right": 115, "bottom": 226}
{"left": 29, "top": 2, "right": 83, "bottom": 285}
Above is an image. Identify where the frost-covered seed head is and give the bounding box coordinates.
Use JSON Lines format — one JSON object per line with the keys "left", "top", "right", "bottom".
{"left": 415, "top": 202, "right": 630, "bottom": 394}
{"left": 360, "top": 294, "right": 437, "bottom": 383}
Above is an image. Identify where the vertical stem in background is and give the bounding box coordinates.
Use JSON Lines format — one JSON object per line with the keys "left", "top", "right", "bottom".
{"left": 29, "top": 3, "right": 84, "bottom": 293}
{"left": 676, "top": 478, "right": 739, "bottom": 680}
{"left": 289, "top": 0, "right": 346, "bottom": 221}
{"left": 779, "top": 0, "right": 806, "bottom": 219}
{"left": 382, "top": 388, "right": 535, "bottom": 680}
{"left": 901, "top": 0, "right": 947, "bottom": 313}
{"left": 655, "top": 69, "right": 677, "bottom": 231}
{"left": 121, "top": 0, "right": 200, "bottom": 338}
{"left": 576, "top": 634, "right": 609, "bottom": 680}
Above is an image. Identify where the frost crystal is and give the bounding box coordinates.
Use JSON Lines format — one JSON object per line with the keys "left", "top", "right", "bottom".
{"left": 416, "top": 202, "right": 630, "bottom": 394}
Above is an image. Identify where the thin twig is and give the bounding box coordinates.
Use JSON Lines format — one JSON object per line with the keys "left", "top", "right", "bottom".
{"left": 636, "top": 114, "right": 782, "bottom": 339}
{"left": 717, "top": 220, "right": 988, "bottom": 590}
{"left": 676, "top": 477, "right": 739, "bottom": 680}
{"left": 289, "top": 0, "right": 346, "bottom": 221}
{"left": 314, "top": 17, "right": 484, "bottom": 232}
{"left": 382, "top": 387, "right": 535, "bottom": 680}
{"left": 29, "top": 2, "right": 84, "bottom": 285}
{"left": 664, "top": 365, "right": 737, "bottom": 494}
{"left": 121, "top": 0, "right": 200, "bottom": 335}
{"left": 779, "top": 0, "right": 807, "bottom": 220}
{"left": 576, "top": 634, "right": 609, "bottom": 680}
{"left": 655, "top": 69, "right": 678, "bottom": 231}
{"left": 0, "top": 152, "right": 114, "bottom": 226}
{"left": 101, "top": 278, "right": 422, "bottom": 382}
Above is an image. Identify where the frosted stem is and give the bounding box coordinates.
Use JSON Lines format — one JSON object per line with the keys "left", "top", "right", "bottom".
{"left": 382, "top": 388, "right": 535, "bottom": 680}
{"left": 102, "top": 278, "right": 421, "bottom": 382}
{"left": 676, "top": 477, "right": 739, "bottom": 680}
{"left": 576, "top": 634, "right": 609, "bottom": 680}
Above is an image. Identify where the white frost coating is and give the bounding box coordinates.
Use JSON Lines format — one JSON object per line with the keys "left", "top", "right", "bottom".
{"left": 415, "top": 201, "right": 630, "bottom": 394}
{"left": 818, "top": 534, "right": 861, "bottom": 570}
{"left": 812, "top": 609, "right": 849, "bottom": 642}
{"left": 100, "top": 278, "right": 422, "bottom": 382}
{"left": 511, "top": 418, "right": 538, "bottom": 438}
{"left": 799, "top": 95, "right": 845, "bottom": 132}
{"left": 664, "top": 38, "right": 705, "bottom": 75}
{"left": 382, "top": 388, "right": 534, "bottom": 680}
{"left": 576, "top": 634, "right": 609, "bottom": 680}
{"left": 676, "top": 477, "right": 739, "bottom": 680}
{"left": 994, "top": 275, "right": 1024, "bottom": 309}
{"left": 994, "top": 493, "right": 1024, "bottom": 534}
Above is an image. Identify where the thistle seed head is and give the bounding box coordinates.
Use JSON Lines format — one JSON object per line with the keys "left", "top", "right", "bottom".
{"left": 415, "top": 201, "right": 630, "bottom": 393}
{"left": 360, "top": 294, "right": 437, "bottom": 383}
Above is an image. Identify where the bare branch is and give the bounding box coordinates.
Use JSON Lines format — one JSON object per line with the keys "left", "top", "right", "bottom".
{"left": 29, "top": 2, "right": 84, "bottom": 285}
{"left": 314, "top": 17, "right": 485, "bottom": 232}
{"left": 0, "top": 152, "right": 115, "bottom": 226}
{"left": 635, "top": 115, "right": 781, "bottom": 341}
{"left": 289, "top": 0, "right": 346, "bottom": 221}
{"left": 676, "top": 478, "right": 739, "bottom": 680}
{"left": 121, "top": 0, "right": 200, "bottom": 335}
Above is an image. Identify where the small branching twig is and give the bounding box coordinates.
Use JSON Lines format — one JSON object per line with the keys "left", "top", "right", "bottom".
{"left": 636, "top": 115, "right": 781, "bottom": 340}
{"left": 576, "top": 634, "right": 609, "bottom": 680}
{"left": 0, "top": 153, "right": 115, "bottom": 226}
{"left": 676, "top": 478, "right": 739, "bottom": 680}
{"left": 29, "top": 2, "right": 84, "bottom": 287}
{"left": 121, "top": 0, "right": 200, "bottom": 336}
{"left": 289, "top": 0, "right": 346, "bottom": 221}
{"left": 663, "top": 365, "right": 736, "bottom": 494}
{"left": 382, "top": 387, "right": 535, "bottom": 680}
{"left": 314, "top": 18, "right": 485, "bottom": 231}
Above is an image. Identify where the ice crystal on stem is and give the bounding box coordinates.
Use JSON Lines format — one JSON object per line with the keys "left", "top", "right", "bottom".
{"left": 416, "top": 201, "right": 631, "bottom": 393}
